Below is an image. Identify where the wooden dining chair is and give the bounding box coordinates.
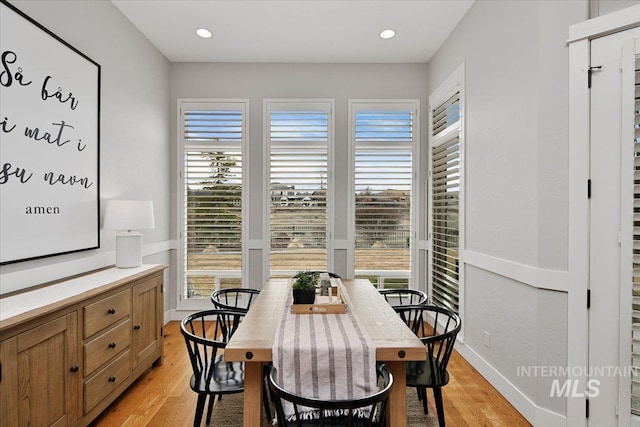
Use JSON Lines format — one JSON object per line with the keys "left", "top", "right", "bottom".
{"left": 268, "top": 365, "right": 393, "bottom": 427}
{"left": 394, "top": 305, "right": 461, "bottom": 427}
{"left": 378, "top": 288, "right": 427, "bottom": 307}
{"left": 211, "top": 288, "right": 260, "bottom": 313}
{"left": 181, "top": 309, "right": 270, "bottom": 427}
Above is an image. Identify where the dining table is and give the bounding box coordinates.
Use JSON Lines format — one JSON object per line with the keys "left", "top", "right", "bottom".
{"left": 224, "top": 278, "right": 426, "bottom": 427}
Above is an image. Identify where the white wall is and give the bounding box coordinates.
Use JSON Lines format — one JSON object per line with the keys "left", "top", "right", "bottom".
{"left": 426, "top": 0, "right": 586, "bottom": 422}
{"left": 0, "top": 1, "right": 173, "bottom": 303}
{"left": 169, "top": 62, "right": 429, "bottom": 297}
{"left": 596, "top": 0, "right": 640, "bottom": 16}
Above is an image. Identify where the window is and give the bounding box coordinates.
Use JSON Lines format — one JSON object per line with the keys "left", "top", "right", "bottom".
{"left": 429, "top": 65, "right": 464, "bottom": 314}
{"left": 265, "top": 100, "right": 333, "bottom": 276}
{"left": 350, "top": 101, "right": 418, "bottom": 288}
{"left": 179, "top": 101, "right": 247, "bottom": 303}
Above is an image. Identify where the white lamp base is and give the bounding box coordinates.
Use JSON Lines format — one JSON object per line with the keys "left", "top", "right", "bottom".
{"left": 115, "top": 231, "right": 143, "bottom": 268}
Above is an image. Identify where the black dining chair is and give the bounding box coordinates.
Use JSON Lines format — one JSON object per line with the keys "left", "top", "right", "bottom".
{"left": 378, "top": 288, "right": 427, "bottom": 307}
{"left": 210, "top": 287, "right": 275, "bottom": 420}
{"left": 211, "top": 288, "right": 260, "bottom": 313}
{"left": 181, "top": 309, "right": 271, "bottom": 427}
{"left": 394, "top": 304, "right": 461, "bottom": 427}
{"left": 307, "top": 271, "right": 342, "bottom": 279}
{"left": 268, "top": 365, "right": 393, "bottom": 427}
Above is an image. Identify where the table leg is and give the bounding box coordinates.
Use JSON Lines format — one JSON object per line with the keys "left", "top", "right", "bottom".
{"left": 243, "top": 361, "right": 263, "bottom": 427}
{"left": 387, "top": 361, "right": 407, "bottom": 427}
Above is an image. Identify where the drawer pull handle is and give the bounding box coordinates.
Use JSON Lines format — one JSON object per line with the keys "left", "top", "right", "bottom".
{"left": 108, "top": 376, "right": 116, "bottom": 383}
{"left": 70, "top": 365, "right": 79, "bottom": 373}
{"left": 133, "top": 324, "right": 141, "bottom": 330}
{"left": 108, "top": 342, "right": 117, "bottom": 349}
{"left": 107, "top": 308, "right": 116, "bottom": 315}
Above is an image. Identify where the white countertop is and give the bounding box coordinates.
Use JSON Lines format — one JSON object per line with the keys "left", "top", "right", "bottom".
{"left": 0, "top": 264, "right": 163, "bottom": 324}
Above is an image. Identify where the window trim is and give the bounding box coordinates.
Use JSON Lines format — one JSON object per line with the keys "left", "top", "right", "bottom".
{"left": 348, "top": 99, "right": 420, "bottom": 286}
{"left": 262, "top": 99, "right": 335, "bottom": 281}
{"left": 177, "top": 99, "right": 249, "bottom": 310}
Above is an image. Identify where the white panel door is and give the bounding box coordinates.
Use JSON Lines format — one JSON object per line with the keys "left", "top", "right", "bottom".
{"left": 589, "top": 27, "right": 640, "bottom": 427}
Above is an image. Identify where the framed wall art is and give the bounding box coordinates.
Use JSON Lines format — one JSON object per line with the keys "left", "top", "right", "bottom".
{"left": 0, "top": 0, "right": 101, "bottom": 265}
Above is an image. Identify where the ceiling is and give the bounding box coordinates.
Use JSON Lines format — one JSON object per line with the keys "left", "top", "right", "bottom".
{"left": 111, "top": 0, "right": 474, "bottom": 63}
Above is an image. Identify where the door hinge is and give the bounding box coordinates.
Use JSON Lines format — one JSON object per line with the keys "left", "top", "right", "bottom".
{"left": 588, "top": 65, "right": 602, "bottom": 89}
{"left": 587, "top": 289, "right": 591, "bottom": 309}
{"left": 586, "top": 398, "right": 590, "bottom": 418}
{"left": 0, "top": 362, "right": 2, "bottom": 382}
{"left": 587, "top": 179, "right": 591, "bottom": 199}
{"left": 160, "top": 326, "right": 164, "bottom": 337}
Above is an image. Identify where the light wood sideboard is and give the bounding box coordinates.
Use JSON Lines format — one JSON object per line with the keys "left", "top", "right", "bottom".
{"left": 0, "top": 264, "right": 166, "bottom": 427}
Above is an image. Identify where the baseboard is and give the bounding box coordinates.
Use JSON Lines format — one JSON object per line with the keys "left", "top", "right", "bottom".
{"left": 535, "top": 405, "right": 567, "bottom": 427}
{"left": 166, "top": 308, "right": 197, "bottom": 322}
{"left": 456, "top": 341, "right": 567, "bottom": 427}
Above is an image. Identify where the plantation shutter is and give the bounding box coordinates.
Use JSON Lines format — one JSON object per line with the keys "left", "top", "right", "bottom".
{"left": 268, "top": 107, "right": 330, "bottom": 273}
{"left": 432, "top": 91, "right": 460, "bottom": 138}
{"left": 184, "top": 150, "right": 242, "bottom": 255}
{"left": 354, "top": 111, "right": 413, "bottom": 275}
{"left": 182, "top": 106, "right": 244, "bottom": 299}
{"left": 631, "top": 55, "right": 640, "bottom": 415}
{"left": 184, "top": 110, "right": 243, "bottom": 142}
{"left": 431, "top": 89, "right": 461, "bottom": 313}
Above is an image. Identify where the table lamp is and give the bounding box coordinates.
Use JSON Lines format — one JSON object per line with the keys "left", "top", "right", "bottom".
{"left": 104, "top": 200, "right": 155, "bottom": 268}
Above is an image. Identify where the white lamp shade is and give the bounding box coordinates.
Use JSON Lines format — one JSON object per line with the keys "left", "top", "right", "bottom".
{"left": 104, "top": 200, "right": 155, "bottom": 231}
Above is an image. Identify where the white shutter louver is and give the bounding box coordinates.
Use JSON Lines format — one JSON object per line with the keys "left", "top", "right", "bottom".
{"left": 184, "top": 110, "right": 242, "bottom": 142}
{"left": 269, "top": 109, "right": 329, "bottom": 273}
{"left": 431, "top": 90, "right": 461, "bottom": 314}
{"left": 631, "top": 56, "right": 640, "bottom": 415}
{"left": 432, "top": 91, "right": 460, "bottom": 138}
{"left": 183, "top": 107, "right": 244, "bottom": 299}
{"left": 354, "top": 110, "right": 412, "bottom": 276}
{"left": 270, "top": 111, "right": 328, "bottom": 142}
{"left": 431, "top": 138, "right": 460, "bottom": 313}
{"left": 185, "top": 150, "right": 242, "bottom": 256}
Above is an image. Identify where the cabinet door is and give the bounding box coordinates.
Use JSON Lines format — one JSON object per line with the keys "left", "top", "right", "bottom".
{"left": 0, "top": 312, "right": 80, "bottom": 427}
{"left": 131, "top": 276, "right": 162, "bottom": 367}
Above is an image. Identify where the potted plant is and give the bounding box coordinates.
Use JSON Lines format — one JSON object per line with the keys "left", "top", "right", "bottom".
{"left": 292, "top": 271, "right": 317, "bottom": 304}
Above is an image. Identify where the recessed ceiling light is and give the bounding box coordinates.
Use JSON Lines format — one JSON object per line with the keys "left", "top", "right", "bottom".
{"left": 379, "top": 29, "right": 396, "bottom": 40}
{"left": 196, "top": 28, "right": 212, "bottom": 39}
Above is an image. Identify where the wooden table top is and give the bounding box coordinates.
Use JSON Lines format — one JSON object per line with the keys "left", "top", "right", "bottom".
{"left": 224, "top": 278, "right": 425, "bottom": 363}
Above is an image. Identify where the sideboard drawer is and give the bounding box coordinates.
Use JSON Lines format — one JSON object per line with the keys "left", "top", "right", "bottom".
{"left": 84, "top": 350, "right": 130, "bottom": 413}
{"left": 84, "top": 290, "right": 131, "bottom": 338}
{"left": 84, "top": 319, "right": 131, "bottom": 376}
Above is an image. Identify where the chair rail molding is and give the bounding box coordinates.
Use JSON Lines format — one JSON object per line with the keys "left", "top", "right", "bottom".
{"left": 0, "top": 239, "right": 176, "bottom": 296}
{"left": 461, "top": 250, "right": 569, "bottom": 292}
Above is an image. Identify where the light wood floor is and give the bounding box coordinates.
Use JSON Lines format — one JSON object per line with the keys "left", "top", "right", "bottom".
{"left": 89, "top": 321, "right": 531, "bottom": 427}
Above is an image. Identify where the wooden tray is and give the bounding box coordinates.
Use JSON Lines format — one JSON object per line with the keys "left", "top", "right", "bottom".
{"left": 291, "top": 294, "right": 346, "bottom": 314}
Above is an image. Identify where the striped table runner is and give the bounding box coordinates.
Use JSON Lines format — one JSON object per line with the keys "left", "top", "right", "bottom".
{"left": 272, "top": 279, "right": 377, "bottom": 418}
